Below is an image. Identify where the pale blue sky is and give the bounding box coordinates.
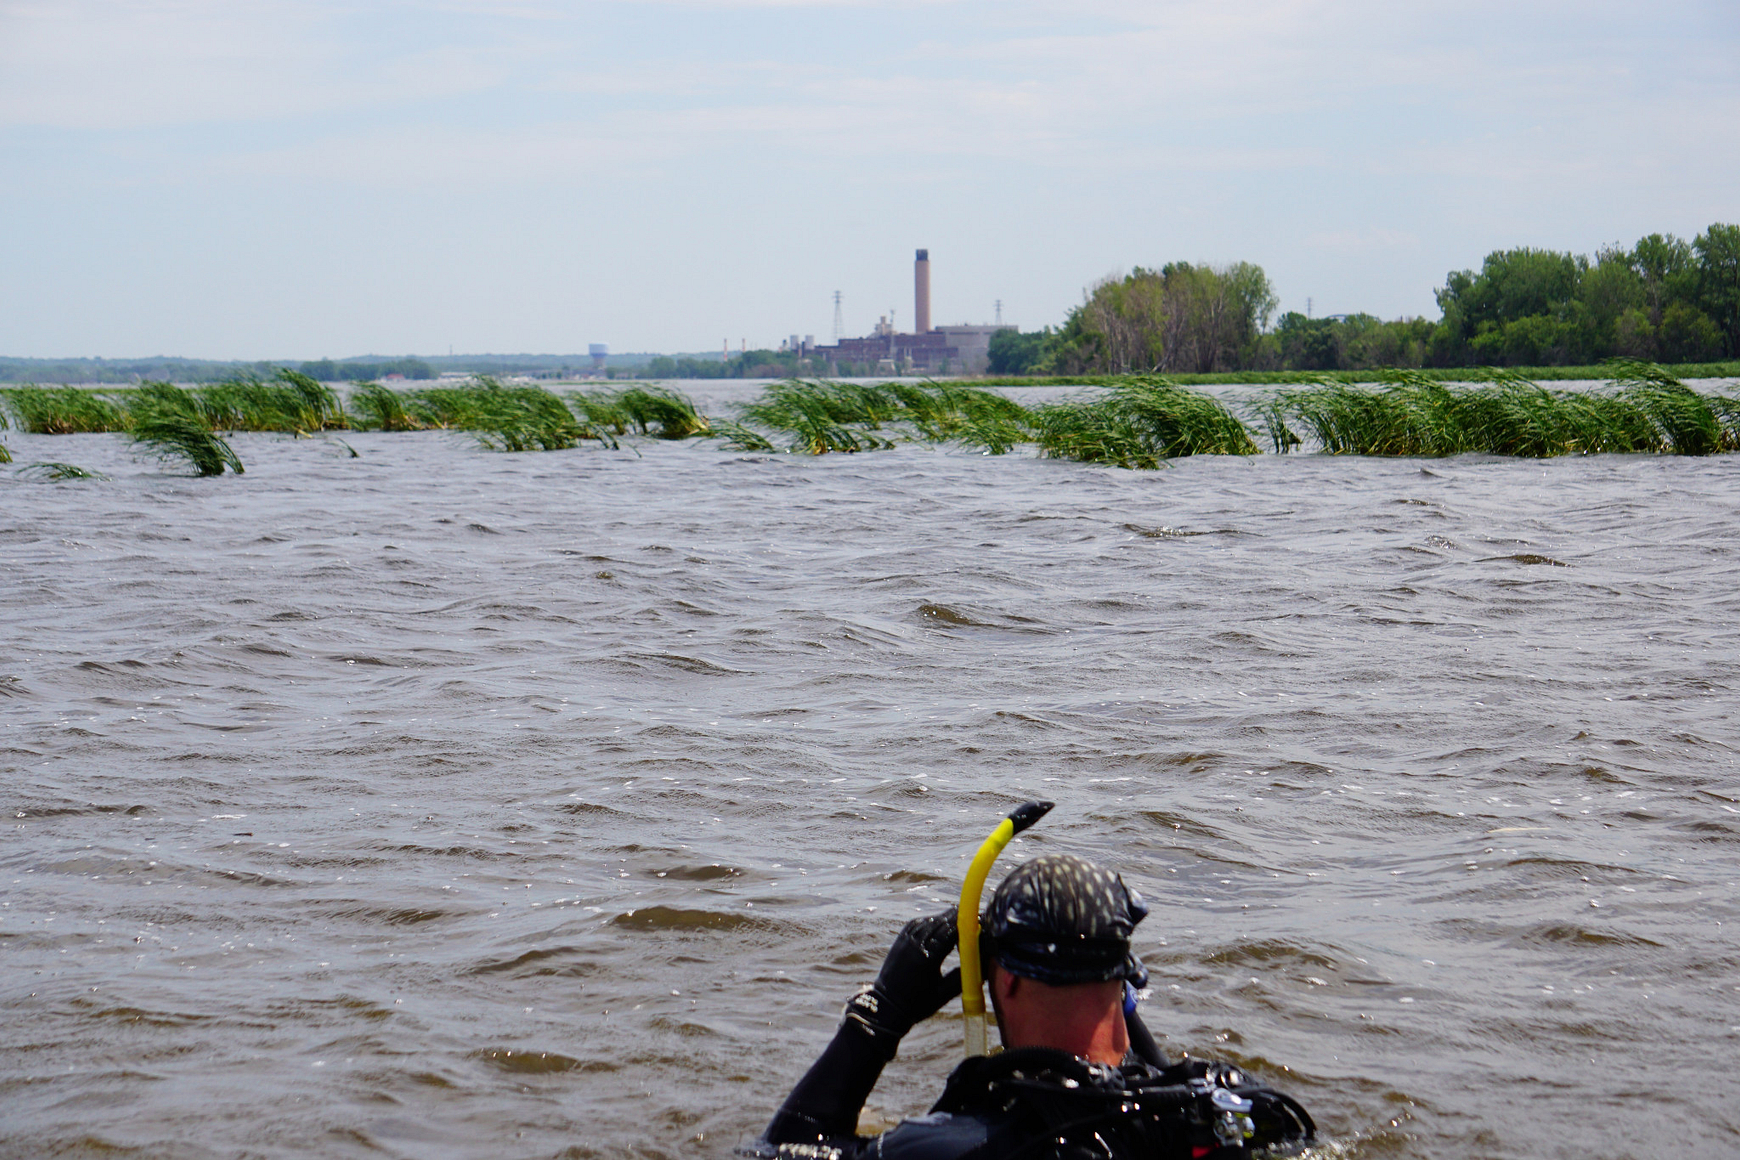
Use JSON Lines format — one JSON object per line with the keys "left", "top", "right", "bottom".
{"left": 3, "top": 0, "right": 1737, "bottom": 358}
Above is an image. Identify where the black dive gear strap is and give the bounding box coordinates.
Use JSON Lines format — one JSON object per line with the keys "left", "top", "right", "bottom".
{"left": 928, "top": 1047, "right": 1316, "bottom": 1160}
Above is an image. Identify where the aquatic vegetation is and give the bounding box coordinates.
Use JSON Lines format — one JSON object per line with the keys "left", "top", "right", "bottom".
{"left": 346, "top": 381, "right": 424, "bottom": 432}
{"left": 390, "top": 384, "right": 479, "bottom": 429}
{"left": 0, "top": 386, "right": 130, "bottom": 434}
{"left": 1032, "top": 378, "right": 1259, "bottom": 466}
{"left": 942, "top": 411, "right": 1032, "bottom": 456}
{"left": 198, "top": 369, "right": 346, "bottom": 434}
{"left": 704, "top": 420, "right": 777, "bottom": 453}
{"left": 565, "top": 388, "right": 632, "bottom": 435}
{"left": 719, "top": 379, "right": 1028, "bottom": 455}
{"left": 1254, "top": 374, "right": 1446, "bottom": 456}
{"left": 458, "top": 378, "right": 593, "bottom": 452}
{"left": 735, "top": 380, "right": 897, "bottom": 453}
{"left": 3, "top": 361, "right": 1734, "bottom": 471}
{"left": 619, "top": 386, "right": 711, "bottom": 439}
{"left": 1699, "top": 392, "right": 1740, "bottom": 451}
{"left": 127, "top": 382, "right": 245, "bottom": 476}
{"left": 571, "top": 386, "right": 710, "bottom": 439}
{"left": 1601, "top": 359, "right": 1727, "bottom": 455}
{"left": 1463, "top": 370, "right": 1657, "bottom": 457}
{"left": 16, "top": 461, "right": 109, "bottom": 480}
{"left": 890, "top": 382, "right": 1031, "bottom": 453}
{"left": 1256, "top": 364, "right": 1740, "bottom": 457}
{"left": 390, "top": 377, "right": 610, "bottom": 452}
{"left": 823, "top": 381, "right": 905, "bottom": 427}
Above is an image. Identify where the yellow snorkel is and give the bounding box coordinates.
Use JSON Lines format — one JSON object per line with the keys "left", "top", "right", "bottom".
{"left": 957, "top": 800, "right": 1053, "bottom": 1057}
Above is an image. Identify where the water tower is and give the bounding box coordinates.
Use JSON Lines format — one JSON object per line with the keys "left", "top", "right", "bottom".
{"left": 589, "top": 344, "right": 608, "bottom": 373}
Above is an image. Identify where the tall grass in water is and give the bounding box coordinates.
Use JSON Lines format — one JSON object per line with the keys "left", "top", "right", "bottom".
{"left": 1032, "top": 378, "right": 1259, "bottom": 467}
{"left": 722, "top": 379, "right": 1027, "bottom": 454}
{"left": 734, "top": 380, "right": 896, "bottom": 453}
{"left": 0, "top": 386, "right": 130, "bottom": 434}
{"left": 570, "top": 386, "right": 710, "bottom": 439}
{"left": 1257, "top": 364, "right": 1740, "bottom": 457}
{"left": 346, "top": 382, "right": 424, "bottom": 432}
{"left": 891, "top": 382, "right": 1031, "bottom": 453}
{"left": 1460, "top": 371, "right": 1656, "bottom": 457}
{"left": 1699, "top": 392, "right": 1740, "bottom": 451}
{"left": 706, "top": 420, "right": 778, "bottom": 452}
{"left": 456, "top": 378, "right": 591, "bottom": 452}
{"left": 1602, "top": 359, "right": 1729, "bottom": 454}
{"left": 386, "top": 377, "right": 612, "bottom": 451}
{"left": 17, "top": 462, "right": 108, "bottom": 480}
{"left": 198, "top": 369, "right": 346, "bottom": 434}
{"left": 128, "top": 382, "right": 245, "bottom": 475}
{"left": 1253, "top": 373, "right": 1457, "bottom": 456}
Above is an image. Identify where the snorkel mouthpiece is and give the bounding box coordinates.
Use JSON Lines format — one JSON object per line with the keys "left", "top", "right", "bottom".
{"left": 1005, "top": 801, "right": 1053, "bottom": 836}
{"left": 957, "top": 800, "right": 1053, "bottom": 1057}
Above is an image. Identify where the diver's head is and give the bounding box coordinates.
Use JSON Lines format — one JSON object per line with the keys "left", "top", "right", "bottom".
{"left": 981, "top": 853, "right": 1147, "bottom": 1063}
{"left": 982, "top": 852, "right": 1149, "bottom": 987}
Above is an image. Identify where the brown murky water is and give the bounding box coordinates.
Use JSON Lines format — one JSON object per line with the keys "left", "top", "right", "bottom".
{"left": 4, "top": 387, "right": 1738, "bottom": 1159}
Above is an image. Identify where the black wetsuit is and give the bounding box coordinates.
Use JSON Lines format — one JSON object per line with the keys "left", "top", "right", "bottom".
{"left": 753, "top": 1013, "right": 1314, "bottom": 1160}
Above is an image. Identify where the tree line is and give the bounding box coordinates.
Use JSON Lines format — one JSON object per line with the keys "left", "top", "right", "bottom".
{"left": 989, "top": 224, "right": 1740, "bottom": 375}
{"left": 295, "top": 357, "right": 436, "bottom": 382}
{"left": 642, "top": 350, "right": 839, "bottom": 379}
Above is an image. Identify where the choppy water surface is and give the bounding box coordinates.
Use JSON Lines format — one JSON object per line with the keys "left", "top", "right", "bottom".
{"left": 4, "top": 387, "right": 1738, "bottom": 1160}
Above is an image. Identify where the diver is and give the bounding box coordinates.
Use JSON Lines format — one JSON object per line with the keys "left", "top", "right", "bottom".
{"left": 749, "top": 853, "right": 1315, "bottom": 1159}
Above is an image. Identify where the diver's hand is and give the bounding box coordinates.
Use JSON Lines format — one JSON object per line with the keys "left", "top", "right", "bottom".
{"left": 843, "top": 911, "right": 962, "bottom": 1056}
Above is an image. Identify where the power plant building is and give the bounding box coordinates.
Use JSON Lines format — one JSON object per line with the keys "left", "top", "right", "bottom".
{"left": 810, "top": 250, "right": 1011, "bottom": 375}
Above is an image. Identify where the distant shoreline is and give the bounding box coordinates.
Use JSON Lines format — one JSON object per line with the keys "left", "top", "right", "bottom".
{"left": 5, "top": 358, "right": 1739, "bottom": 389}
{"left": 968, "top": 360, "right": 1740, "bottom": 387}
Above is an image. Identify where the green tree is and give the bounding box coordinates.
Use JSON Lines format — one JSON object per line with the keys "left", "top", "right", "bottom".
{"left": 1437, "top": 247, "right": 1585, "bottom": 338}
{"left": 1047, "top": 261, "right": 1276, "bottom": 374}
{"left": 987, "top": 328, "right": 1051, "bottom": 374}
{"left": 1274, "top": 312, "right": 1340, "bottom": 370}
{"left": 1694, "top": 222, "right": 1740, "bottom": 356}
{"left": 1579, "top": 244, "right": 1646, "bottom": 345}
{"left": 1657, "top": 301, "right": 1723, "bottom": 362}
{"left": 1632, "top": 233, "right": 1697, "bottom": 326}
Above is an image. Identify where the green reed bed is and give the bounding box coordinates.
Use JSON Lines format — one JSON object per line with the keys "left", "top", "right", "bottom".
{"left": 367, "top": 377, "right": 612, "bottom": 451}
{"left": 16, "top": 462, "right": 108, "bottom": 481}
{"left": 717, "top": 379, "right": 1032, "bottom": 455}
{"left": 128, "top": 383, "right": 245, "bottom": 475}
{"left": 569, "top": 386, "right": 710, "bottom": 440}
{"left": 890, "top": 382, "right": 1032, "bottom": 454}
{"left": 1, "top": 374, "right": 345, "bottom": 439}
{"left": 428, "top": 378, "right": 596, "bottom": 452}
{"left": 346, "top": 381, "right": 424, "bottom": 432}
{"left": 7, "top": 363, "right": 1734, "bottom": 475}
{"left": 1256, "top": 365, "right": 1740, "bottom": 457}
{"left": 0, "top": 386, "right": 132, "bottom": 434}
{"left": 1030, "top": 379, "right": 1259, "bottom": 467}
{"left": 1603, "top": 359, "right": 1733, "bottom": 454}
{"left": 731, "top": 380, "right": 897, "bottom": 453}
{"left": 197, "top": 369, "right": 346, "bottom": 435}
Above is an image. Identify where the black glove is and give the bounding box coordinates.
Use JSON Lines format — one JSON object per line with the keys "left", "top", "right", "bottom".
{"left": 843, "top": 910, "right": 962, "bottom": 1057}
{"left": 763, "top": 911, "right": 964, "bottom": 1145}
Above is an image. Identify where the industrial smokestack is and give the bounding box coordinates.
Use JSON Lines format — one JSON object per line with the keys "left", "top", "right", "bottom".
{"left": 914, "top": 248, "right": 931, "bottom": 334}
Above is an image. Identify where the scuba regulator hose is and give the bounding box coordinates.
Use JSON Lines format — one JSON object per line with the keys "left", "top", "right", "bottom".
{"left": 956, "top": 800, "right": 1053, "bottom": 1057}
